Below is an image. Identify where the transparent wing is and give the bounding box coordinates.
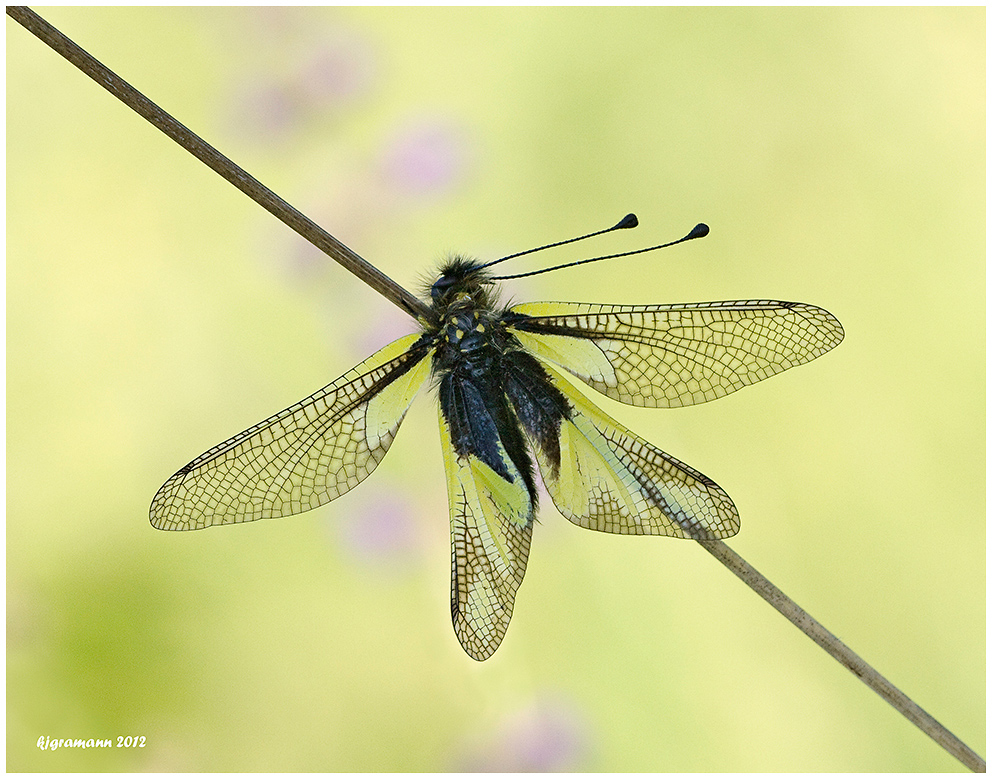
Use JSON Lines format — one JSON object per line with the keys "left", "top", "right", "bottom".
{"left": 150, "top": 333, "right": 432, "bottom": 531}
{"left": 531, "top": 363, "right": 739, "bottom": 539}
{"left": 507, "top": 300, "right": 844, "bottom": 407}
{"left": 438, "top": 408, "right": 534, "bottom": 661}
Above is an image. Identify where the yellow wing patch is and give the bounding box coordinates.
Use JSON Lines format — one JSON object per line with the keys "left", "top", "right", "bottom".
{"left": 532, "top": 363, "right": 739, "bottom": 539}
{"left": 439, "top": 409, "right": 533, "bottom": 661}
{"left": 150, "top": 333, "right": 431, "bottom": 531}
{"left": 509, "top": 300, "right": 844, "bottom": 408}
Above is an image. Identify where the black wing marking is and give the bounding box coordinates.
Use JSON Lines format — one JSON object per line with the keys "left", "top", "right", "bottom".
{"left": 507, "top": 300, "right": 844, "bottom": 407}
{"left": 150, "top": 334, "right": 432, "bottom": 531}
{"left": 438, "top": 407, "right": 534, "bottom": 661}
{"left": 528, "top": 362, "right": 739, "bottom": 539}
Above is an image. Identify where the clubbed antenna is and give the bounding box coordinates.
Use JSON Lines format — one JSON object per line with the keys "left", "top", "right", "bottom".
{"left": 489, "top": 221, "right": 709, "bottom": 282}
{"left": 478, "top": 213, "right": 640, "bottom": 271}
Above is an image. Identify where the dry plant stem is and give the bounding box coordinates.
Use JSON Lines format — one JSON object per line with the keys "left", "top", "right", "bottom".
{"left": 9, "top": 5, "right": 984, "bottom": 773}
{"left": 698, "top": 539, "right": 985, "bottom": 773}
{"left": 5, "top": 5, "right": 435, "bottom": 326}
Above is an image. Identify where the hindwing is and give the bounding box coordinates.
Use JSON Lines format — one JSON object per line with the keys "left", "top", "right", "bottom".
{"left": 524, "top": 362, "right": 740, "bottom": 539}
{"left": 438, "top": 406, "right": 534, "bottom": 661}
{"left": 507, "top": 300, "right": 844, "bottom": 408}
{"left": 150, "top": 333, "right": 432, "bottom": 531}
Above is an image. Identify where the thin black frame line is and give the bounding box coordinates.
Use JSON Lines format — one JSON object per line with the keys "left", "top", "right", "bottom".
{"left": 7, "top": 6, "right": 984, "bottom": 772}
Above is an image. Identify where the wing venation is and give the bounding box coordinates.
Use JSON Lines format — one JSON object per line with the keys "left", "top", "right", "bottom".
{"left": 530, "top": 363, "right": 739, "bottom": 539}
{"left": 149, "top": 333, "right": 432, "bottom": 531}
{"left": 507, "top": 300, "right": 843, "bottom": 407}
{"left": 438, "top": 409, "right": 533, "bottom": 661}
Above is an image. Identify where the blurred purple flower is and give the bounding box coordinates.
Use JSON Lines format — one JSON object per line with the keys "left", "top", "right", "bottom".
{"left": 330, "top": 492, "right": 420, "bottom": 568}
{"left": 227, "top": 29, "right": 375, "bottom": 142}
{"left": 453, "top": 694, "right": 593, "bottom": 772}
{"left": 299, "top": 42, "right": 375, "bottom": 105}
{"left": 232, "top": 79, "right": 300, "bottom": 140}
{"left": 378, "top": 119, "right": 470, "bottom": 196}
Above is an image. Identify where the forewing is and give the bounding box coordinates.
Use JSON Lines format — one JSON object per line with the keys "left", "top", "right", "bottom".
{"left": 150, "top": 333, "right": 432, "bottom": 531}
{"left": 438, "top": 408, "right": 534, "bottom": 661}
{"left": 507, "top": 300, "right": 844, "bottom": 407}
{"left": 531, "top": 363, "right": 739, "bottom": 539}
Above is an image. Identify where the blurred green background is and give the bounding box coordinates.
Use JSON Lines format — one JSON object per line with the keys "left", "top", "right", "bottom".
{"left": 7, "top": 7, "right": 983, "bottom": 772}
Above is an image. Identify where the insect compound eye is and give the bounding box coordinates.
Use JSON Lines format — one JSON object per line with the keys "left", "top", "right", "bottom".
{"left": 431, "top": 273, "right": 462, "bottom": 304}
{"left": 430, "top": 276, "right": 448, "bottom": 297}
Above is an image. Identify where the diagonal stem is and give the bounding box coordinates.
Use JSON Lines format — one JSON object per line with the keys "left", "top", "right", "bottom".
{"left": 697, "top": 539, "right": 985, "bottom": 772}
{"left": 5, "top": 5, "right": 435, "bottom": 326}
{"left": 9, "top": 5, "right": 984, "bottom": 772}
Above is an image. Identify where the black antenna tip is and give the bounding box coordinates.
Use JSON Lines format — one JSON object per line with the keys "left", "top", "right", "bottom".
{"left": 614, "top": 213, "right": 638, "bottom": 230}
{"left": 687, "top": 222, "right": 709, "bottom": 240}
